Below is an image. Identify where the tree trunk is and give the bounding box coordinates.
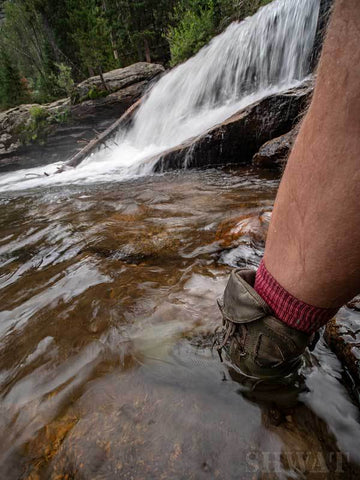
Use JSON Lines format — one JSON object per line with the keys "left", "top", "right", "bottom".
{"left": 110, "top": 32, "right": 119, "bottom": 61}
{"left": 41, "top": 13, "right": 61, "bottom": 63}
{"left": 144, "top": 38, "right": 151, "bottom": 63}
{"left": 98, "top": 65, "right": 109, "bottom": 91}
{"left": 136, "top": 41, "right": 143, "bottom": 62}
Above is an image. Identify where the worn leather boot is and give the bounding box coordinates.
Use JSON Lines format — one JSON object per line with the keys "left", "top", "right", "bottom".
{"left": 215, "top": 269, "right": 311, "bottom": 379}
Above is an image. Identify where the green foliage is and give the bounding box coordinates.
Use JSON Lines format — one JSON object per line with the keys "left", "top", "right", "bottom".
{"left": 168, "top": 0, "right": 275, "bottom": 66}
{"left": 0, "top": 0, "right": 275, "bottom": 108}
{"left": 19, "top": 105, "right": 71, "bottom": 145}
{"left": 217, "top": 0, "right": 273, "bottom": 26}
{"left": 86, "top": 86, "right": 109, "bottom": 100}
{"left": 52, "top": 107, "right": 70, "bottom": 124}
{"left": 0, "top": 0, "right": 75, "bottom": 103}
{"left": 0, "top": 46, "right": 30, "bottom": 109}
{"left": 168, "top": 0, "right": 216, "bottom": 66}
{"left": 67, "top": 0, "right": 116, "bottom": 76}
{"left": 30, "top": 105, "right": 49, "bottom": 122}
{"left": 50, "top": 63, "right": 75, "bottom": 97}
{"left": 19, "top": 106, "right": 51, "bottom": 145}
{"left": 70, "top": 84, "right": 110, "bottom": 104}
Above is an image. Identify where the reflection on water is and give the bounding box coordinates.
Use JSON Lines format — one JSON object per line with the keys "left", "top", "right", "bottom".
{"left": 0, "top": 167, "right": 359, "bottom": 479}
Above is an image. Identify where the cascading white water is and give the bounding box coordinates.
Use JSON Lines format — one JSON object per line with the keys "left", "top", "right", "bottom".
{"left": 127, "top": 0, "right": 319, "bottom": 149}
{"left": 0, "top": 0, "right": 320, "bottom": 192}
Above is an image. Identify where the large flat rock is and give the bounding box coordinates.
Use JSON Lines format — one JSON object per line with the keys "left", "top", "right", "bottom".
{"left": 153, "top": 81, "right": 312, "bottom": 172}
{"left": 71, "top": 62, "right": 164, "bottom": 104}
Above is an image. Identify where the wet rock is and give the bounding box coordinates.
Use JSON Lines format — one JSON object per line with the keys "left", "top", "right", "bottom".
{"left": 153, "top": 80, "right": 312, "bottom": 172}
{"left": 324, "top": 312, "right": 360, "bottom": 402}
{"left": 29, "top": 364, "right": 360, "bottom": 480}
{"left": 86, "top": 218, "right": 181, "bottom": 264}
{"left": 216, "top": 210, "right": 271, "bottom": 248}
{"left": 310, "top": 0, "right": 334, "bottom": 71}
{"left": 215, "top": 210, "right": 271, "bottom": 269}
{"left": 0, "top": 103, "right": 39, "bottom": 156}
{"left": 24, "top": 414, "right": 78, "bottom": 479}
{"left": 0, "top": 63, "right": 164, "bottom": 171}
{"left": 252, "top": 126, "right": 299, "bottom": 169}
{"left": 347, "top": 295, "right": 360, "bottom": 312}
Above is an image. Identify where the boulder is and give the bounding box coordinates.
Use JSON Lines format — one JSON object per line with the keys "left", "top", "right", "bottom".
{"left": 0, "top": 62, "right": 164, "bottom": 172}
{"left": 153, "top": 81, "right": 313, "bottom": 172}
{"left": 324, "top": 311, "right": 360, "bottom": 403}
{"left": 71, "top": 62, "right": 165, "bottom": 104}
{"left": 347, "top": 296, "right": 360, "bottom": 311}
{"left": 252, "top": 125, "right": 299, "bottom": 169}
{"left": 215, "top": 211, "right": 271, "bottom": 248}
{"left": 310, "top": 0, "right": 334, "bottom": 71}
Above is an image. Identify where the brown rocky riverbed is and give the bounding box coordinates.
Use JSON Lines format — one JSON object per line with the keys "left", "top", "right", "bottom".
{"left": 0, "top": 167, "right": 360, "bottom": 479}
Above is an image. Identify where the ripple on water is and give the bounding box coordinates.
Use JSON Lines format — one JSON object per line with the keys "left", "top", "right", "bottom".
{"left": 0, "top": 168, "right": 359, "bottom": 479}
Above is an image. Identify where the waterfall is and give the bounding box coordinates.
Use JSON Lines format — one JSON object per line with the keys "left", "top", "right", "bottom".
{"left": 127, "top": 0, "right": 319, "bottom": 149}
{"left": 0, "top": 0, "right": 320, "bottom": 191}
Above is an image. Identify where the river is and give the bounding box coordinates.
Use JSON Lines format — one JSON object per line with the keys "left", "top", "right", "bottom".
{"left": 1, "top": 167, "right": 360, "bottom": 479}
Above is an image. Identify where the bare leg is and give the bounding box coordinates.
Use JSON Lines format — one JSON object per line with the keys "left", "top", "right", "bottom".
{"left": 264, "top": 0, "right": 360, "bottom": 308}
{"left": 216, "top": 0, "right": 360, "bottom": 377}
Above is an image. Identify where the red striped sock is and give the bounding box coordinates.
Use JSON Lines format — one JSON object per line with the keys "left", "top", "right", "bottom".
{"left": 254, "top": 261, "right": 338, "bottom": 334}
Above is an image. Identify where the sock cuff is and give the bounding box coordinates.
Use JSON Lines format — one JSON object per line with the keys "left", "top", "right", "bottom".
{"left": 254, "top": 260, "right": 338, "bottom": 334}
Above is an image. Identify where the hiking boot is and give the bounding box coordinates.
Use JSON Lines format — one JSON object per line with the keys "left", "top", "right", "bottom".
{"left": 215, "top": 269, "right": 311, "bottom": 379}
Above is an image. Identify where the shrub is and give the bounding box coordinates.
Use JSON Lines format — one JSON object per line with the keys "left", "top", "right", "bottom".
{"left": 52, "top": 63, "right": 75, "bottom": 97}
{"left": 168, "top": 0, "right": 275, "bottom": 66}
{"left": 19, "top": 105, "right": 70, "bottom": 145}
{"left": 167, "top": 0, "right": 216, "bottom": 66}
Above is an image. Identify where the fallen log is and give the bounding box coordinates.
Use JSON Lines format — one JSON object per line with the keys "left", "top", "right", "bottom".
{"left": 56, "top": 97, "right": 142, "bottom": 173}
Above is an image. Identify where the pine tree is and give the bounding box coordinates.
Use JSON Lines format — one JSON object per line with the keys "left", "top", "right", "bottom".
{"left": 0, "top": 46, "right": 28, "bottom": 108}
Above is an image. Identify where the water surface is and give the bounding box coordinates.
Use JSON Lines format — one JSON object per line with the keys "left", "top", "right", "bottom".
{"left": 1, "top": 167, "right": 360, "bottom": 479}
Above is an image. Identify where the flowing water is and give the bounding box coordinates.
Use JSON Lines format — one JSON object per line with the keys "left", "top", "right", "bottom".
{"left": 1, "top": 168, "right": 360, "bottom": 479}
{"left": 0, "top": 0, "right": 319, "bottom": 192}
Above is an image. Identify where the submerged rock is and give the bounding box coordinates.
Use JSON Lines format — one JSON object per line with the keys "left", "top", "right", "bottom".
{"left": 216, "top": 210, "right": 271, "bottom": 248}
{"left": 153, "top": 81, "right": 312, "bottom": 172}
{"left": 216, "top": 210, "right": 271, "bottom": 268}
{"left": 252, "top": 125, "right": 299, "bottom": 169}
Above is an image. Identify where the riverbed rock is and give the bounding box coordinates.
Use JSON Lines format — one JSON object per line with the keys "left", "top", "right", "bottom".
{"left": 347, "top": 295, "right": 360, "bottom": 312}
{"left": 153, "top": 81, "right": 312, "bottom": 172}
{"left": 0, "top": 62, "right": 164, "bottom": 171}
{"left": 324, "top": 310, "right": 360, "bottom": 403}
{"left": 252, "top": 125, "right": 299, "bottom": 169}
{"left": 216, "top": 210, "right": 271, "bottom": 248}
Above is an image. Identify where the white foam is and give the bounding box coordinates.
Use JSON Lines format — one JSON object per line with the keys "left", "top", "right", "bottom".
{"left": 0, "top": 0, "right": 319, "bottom": 193}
